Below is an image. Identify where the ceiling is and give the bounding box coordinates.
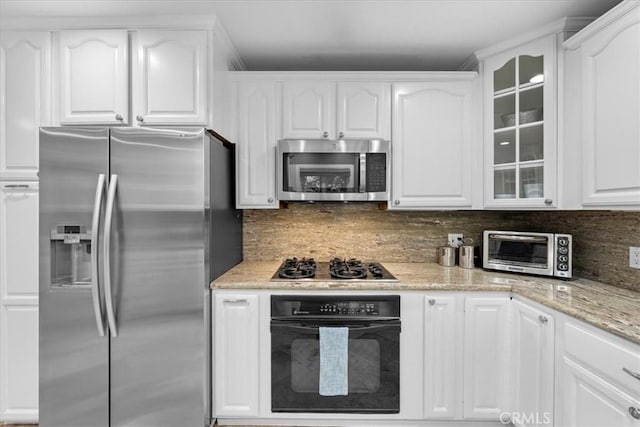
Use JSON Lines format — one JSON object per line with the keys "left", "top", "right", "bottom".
{"left": 0, "top": 0, "right": 625, "bottom": 70}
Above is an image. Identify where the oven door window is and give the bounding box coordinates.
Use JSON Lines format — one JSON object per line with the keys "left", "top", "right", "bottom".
{"left": 271, "top": 321, "right": 400, "bottom": 413}
{"left": 488, "top": 236, "right": 549, "bottom": 268}
{"left": 282, "top": 152, "right": 360, "bottom": 193}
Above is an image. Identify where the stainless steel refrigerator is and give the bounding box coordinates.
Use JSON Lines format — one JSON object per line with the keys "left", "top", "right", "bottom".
{"left": 38, "top": 127, "right": 242, "bottom": 427}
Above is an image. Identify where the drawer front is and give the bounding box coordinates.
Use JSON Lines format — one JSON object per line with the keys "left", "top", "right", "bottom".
{"left": 564, "top": 320, "right": 640, "bottom": 392}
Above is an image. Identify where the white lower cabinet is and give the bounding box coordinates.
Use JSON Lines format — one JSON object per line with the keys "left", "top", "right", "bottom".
{"left": 213, "top": 293, "right": 260, "bottom": 417}
{"left": 462, "top": 295, "right": 510, "bottom": 420}
{"left": 510, "top": 299, "right": 555, "bottom": 427}
{"left": 423, "top": 294, "right": 463, "bottom": 419}
{"left": 555, "top": 318, "right": 640, "bottom": 427}
{"left": 0, "top": 182, "right": 39, "bottom": 423}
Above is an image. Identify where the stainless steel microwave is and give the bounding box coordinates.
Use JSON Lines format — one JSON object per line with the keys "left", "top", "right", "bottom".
{"left": 277, "top": 139, "right": 390, "bottom": 202}
{"left": 483, "top": 230, "right": 572, "bottom": 279}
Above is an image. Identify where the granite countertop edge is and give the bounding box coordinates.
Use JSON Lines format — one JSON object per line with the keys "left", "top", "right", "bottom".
{"left": 211, "top": 261, "right": 640, "bottom": 345}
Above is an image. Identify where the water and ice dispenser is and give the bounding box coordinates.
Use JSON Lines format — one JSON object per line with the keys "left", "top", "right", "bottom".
{"left": 50, "top": 225, "right": 92, "bottom": 287}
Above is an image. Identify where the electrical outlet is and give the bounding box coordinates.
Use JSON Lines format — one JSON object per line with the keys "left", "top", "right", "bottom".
{"left": 448, "top": 233, "right": 464, "bottom": 248}
{"left": 630, "top": 246, "right": 640, "bottom": 269}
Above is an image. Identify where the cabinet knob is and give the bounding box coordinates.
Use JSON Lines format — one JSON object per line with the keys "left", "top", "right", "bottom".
{"left": 428, "top": 299, "right": 436, "bottom": 306}
{"left": 136, "top": 115, "right": 144, "bottom": 122}
{"left": 538, "top": 315, "right": 548, "bottom": 324}
{"left": 629, "top": 407, "right": 640, "bottom": 420}
{"left": 338, "top": 131, "right": 344, "bottom": 138}
{"left": 544, "top": 198, "right": 553, "bottom": 206}
{"left": 267, "top": 197, "right": 274, "bottom": 203}
{"left": 115, "top": 113, "right": 123, "bottom": 121}
{"left": 394, "top": 200, "right": 400, "bottom": 205}
{"left": 322, "top": 131, "right": 329, "bottom": 138}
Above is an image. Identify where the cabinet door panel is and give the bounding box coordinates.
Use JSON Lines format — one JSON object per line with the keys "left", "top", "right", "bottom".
{"left": 0, "top": 32, "right": 50, "bottom": 180}
{"left": 337, "top": 82, "right": 390, "bottom": 139}
{"left": 392, "top": 80, "right": 474, "bottom": 209}
{"left": 424, "top": 295, "right": 463, "bottom": 419}
{"left": 558, "top": 357, "right": 640, "bottom": 427}
{"left": 282, "top": 81, "right": 334, "bottom": 139}
{"left": 213, "top": 294, "right": 259, "bottom": 417}
{"left": 59, "top": 30, "right": 128, "bottom": 124}
{"left": 0, "top": 183, "right": 39, "bottom": 297}
{"left": 0, "top": 306, "right": 39, "bottom": 423}
{"left": 463, "top": 296, "right": 510, "bottom": 419}
{"left": 580, "top": 11, "right": 640, "bottom": 207}
{"left": 133, "top": 30, "right": 208, "bottom": 125}
{"left": 236, "top": 80, "right": 278, "bottom": 208}
{"left": 511, "top": 300, "right": 554, "bottom": 427}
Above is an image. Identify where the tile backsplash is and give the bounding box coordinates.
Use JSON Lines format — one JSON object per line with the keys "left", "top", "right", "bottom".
{"left": 243, "top": 204, "right": 640, "bottom": 292}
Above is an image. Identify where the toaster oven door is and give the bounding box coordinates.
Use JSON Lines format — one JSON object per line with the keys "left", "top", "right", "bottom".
{"left": 484, "top": 231, "right": 554, "bottom": 276}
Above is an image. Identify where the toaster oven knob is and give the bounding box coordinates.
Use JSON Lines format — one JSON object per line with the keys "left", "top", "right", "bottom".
{"left": 558, "top": 247, "right": 569, "bottom": 255}
{"left": 558, "top": 263, "right": 569, "bottom": 271}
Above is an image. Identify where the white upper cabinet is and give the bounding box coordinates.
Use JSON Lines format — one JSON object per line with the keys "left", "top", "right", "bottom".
{"left": 282, "top": 80, "right": 390, "bottom": 140}
{"left": 0, "top": 31, "right": 51, "bottom": 180}
{"left": 481, "top": 35, "right": 558, "bottom": 209}
{"left": 58, "top": 29, "right": 208, "bottom": 126}
{"left": 282, "top": 80, "right": 335, "bottom": 139}
{"left": 564, "top": 2, "right": 640, "bottom": 209}
{"left": 235, "top": 79, "right": 279, "bottom": 209}
{"left": 58, "top": 29, "right": 128, "bottom": 125}
{"left": 391, "top": 77, "right": 476, "bottom": 209}
{"left": 132, "top": 30, "right": 208, "bottom": 125}
{"left": 336, "top": 82, "right": 391, "bottom": 140}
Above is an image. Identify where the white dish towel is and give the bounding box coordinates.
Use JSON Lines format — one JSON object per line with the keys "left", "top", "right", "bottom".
{"left": 319, "top": 326, "right": 349, "bottom": 396}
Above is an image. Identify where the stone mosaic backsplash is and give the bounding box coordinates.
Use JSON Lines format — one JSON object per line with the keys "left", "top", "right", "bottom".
{"left": 243, "top": 204, "right": 640, "bottom": 292}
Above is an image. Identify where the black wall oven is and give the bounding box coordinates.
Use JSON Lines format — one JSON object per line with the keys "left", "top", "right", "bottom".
{"left": 270, "top": 295, "right": 401, "bottom": 413}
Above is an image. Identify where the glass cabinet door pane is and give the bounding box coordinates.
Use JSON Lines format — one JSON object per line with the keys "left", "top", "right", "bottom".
{"left": 494, "top": 169, "right": 516, "bottom": 199}
{"left": 520, "top": 165, "right": 544, "bottom": 198}
{"left": 519, "top": 86, "right": 543, "bottom": 124}
{"left": 518, "top": 55, "right": 544, "bottom": 86}
{"left": 520, "top": 125, "right": 543, "bottom": 161}
{"left": 494, "top": 130, "right": 516, "bottom": 164}
{"left": 494, "top": 94, "right": 515, "bottom": 129}
{"left": 494, "top": 58, "right": 516, "bottom": 93}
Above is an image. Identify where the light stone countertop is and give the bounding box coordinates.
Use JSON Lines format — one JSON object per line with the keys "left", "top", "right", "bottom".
{"left": 211, "top": 261, "right": 640, "bottom": 345}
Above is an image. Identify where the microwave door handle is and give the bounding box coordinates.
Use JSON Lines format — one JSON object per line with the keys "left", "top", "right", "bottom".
{"left": 359, "top": 153, "right": 366, "bottom": 192}
{"left": 489, "top": 234, "right": 548, "bottom": 242}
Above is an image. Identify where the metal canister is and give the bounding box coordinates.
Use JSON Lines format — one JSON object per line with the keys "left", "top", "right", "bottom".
{"left": 459, "top": 245, "right": 475, "bottom": 269}
{"left": 438, "top": 246, "right": 456, "bottom": 267}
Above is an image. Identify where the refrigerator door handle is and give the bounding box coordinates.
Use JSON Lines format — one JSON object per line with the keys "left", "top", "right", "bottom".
{"left": 104, "top": 174, "right": 119, "bottom": 337}
{"left": 91, "top": 174, "right": 107, "bottom": 337}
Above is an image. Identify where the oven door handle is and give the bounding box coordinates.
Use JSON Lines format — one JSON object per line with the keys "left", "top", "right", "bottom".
{"left": 271, "top": 321, "right": 401, "bottom": 334}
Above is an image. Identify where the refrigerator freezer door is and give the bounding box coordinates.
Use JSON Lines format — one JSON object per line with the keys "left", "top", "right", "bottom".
{"left": 39, "top": 127, "right": 110, "bottom": 427}
{"left": 108, "top": 127, "right": 207, "bottom": 426}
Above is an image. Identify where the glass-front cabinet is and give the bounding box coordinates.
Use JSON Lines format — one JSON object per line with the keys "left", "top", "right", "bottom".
{"left": 482, "top": 35, "right": 557, "bottom": 208}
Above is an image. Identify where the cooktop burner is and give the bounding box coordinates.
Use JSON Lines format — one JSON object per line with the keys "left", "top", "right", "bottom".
{"left": 271, "top": 257, "right": 397, "bottom": 282}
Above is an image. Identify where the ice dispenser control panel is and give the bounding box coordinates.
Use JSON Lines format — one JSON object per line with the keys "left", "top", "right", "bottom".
{"left": 50, "top": 225, "right": 92, "bottom": 288}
